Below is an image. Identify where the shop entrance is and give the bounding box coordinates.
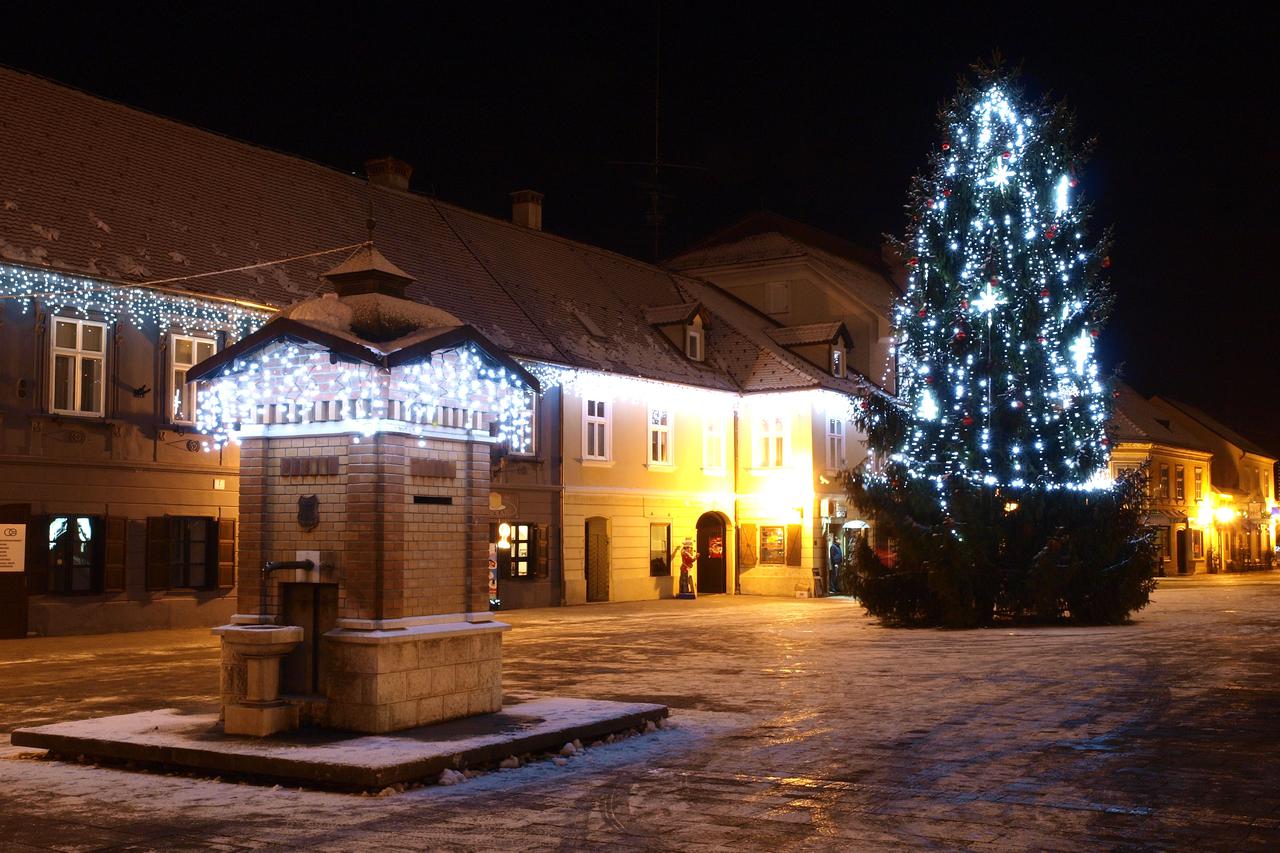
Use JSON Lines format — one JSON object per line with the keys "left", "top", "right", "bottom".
{"left": 696, "top": 513, "right": 728, "bottom": 594}
{"left": 585, "top": 517, "right": 610, "bottom": 602}
{"left": 280, "top": 582, "right": 338, "bottom": 696}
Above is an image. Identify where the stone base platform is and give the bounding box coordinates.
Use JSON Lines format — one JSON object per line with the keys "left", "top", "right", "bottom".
{"left": 11, "top": 698, "right": 668, "bottom": 791}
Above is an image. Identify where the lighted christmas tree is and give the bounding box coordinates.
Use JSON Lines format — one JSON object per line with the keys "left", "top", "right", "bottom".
{"left": 848, "top": 67, "right": 1156, "bottom": 626}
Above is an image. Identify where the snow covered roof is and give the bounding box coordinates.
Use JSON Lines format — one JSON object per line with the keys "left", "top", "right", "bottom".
{"left": 766, "top": 322, "right": 851, "bottom": 347}
{"left": 0, "top": 67, "right": 852, "bottom": 396}
{"left": 1109, "top": 385, "right": 1210, "bottom": 454}
{"left": 642, "top": 302, "right": 702, "bottom": 326}
{"left": 666, "top": 211, "right": 904, "bottom": 317}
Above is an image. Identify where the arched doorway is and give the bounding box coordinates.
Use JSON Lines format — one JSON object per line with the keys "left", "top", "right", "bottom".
{"left": 585, "top": 517, "right": 610, "bottom": 602}
{"left": 696, "top": 512, "right": 728, "bottom": 594}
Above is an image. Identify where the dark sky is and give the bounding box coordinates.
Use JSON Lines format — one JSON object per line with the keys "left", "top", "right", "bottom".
{"left": 6, "top": 3, "right": 1277, "bottom": 449}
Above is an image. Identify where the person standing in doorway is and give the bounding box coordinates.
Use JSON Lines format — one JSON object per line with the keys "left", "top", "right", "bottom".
{"left": 828, "top": 536, "right": 844, "bottom": 595}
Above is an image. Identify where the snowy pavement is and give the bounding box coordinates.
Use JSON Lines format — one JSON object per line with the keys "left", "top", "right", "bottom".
{"left": 3, "top": 576, "right": 1280, "bottom": 850}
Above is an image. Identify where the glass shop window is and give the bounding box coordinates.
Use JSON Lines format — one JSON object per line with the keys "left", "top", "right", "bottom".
{"left": 48, "top": 515, "right": 102, "bottom": 593}
{"left": 759, "top": 525, "right": 786, "bottom": 564}
{"left": 649, "top": 523, "right": 671, "bottom": 577}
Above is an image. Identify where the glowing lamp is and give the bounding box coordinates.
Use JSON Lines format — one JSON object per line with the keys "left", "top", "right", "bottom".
{"left": 1214, "top": 507, "right": 1236, "bottom": 525}
{"left": 496, "top": 522, "right": 512, "bottom": 550}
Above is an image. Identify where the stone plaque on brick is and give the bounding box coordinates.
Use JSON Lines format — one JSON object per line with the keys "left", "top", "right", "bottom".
{"left": 410, "top": 459, "right": 457, "bottom": 479}
{"left": 280, "top": 456, "right": 339, "bottom": 477}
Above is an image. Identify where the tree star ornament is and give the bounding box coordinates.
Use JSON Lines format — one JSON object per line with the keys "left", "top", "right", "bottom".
{"left": 971, "top": 281, "right": 1007, "bottom": 316}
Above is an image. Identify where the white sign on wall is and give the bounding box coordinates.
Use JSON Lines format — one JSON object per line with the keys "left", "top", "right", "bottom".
{"left": 0, "top": 524, "right": 26, "bottom": 573}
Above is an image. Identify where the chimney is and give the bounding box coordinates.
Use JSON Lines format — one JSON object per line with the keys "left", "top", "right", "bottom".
{"left": 510, "top": 189, "right": 544, "bottom": 230}
{"left": 364, "top": 156, "right": 414, "bottom": 191}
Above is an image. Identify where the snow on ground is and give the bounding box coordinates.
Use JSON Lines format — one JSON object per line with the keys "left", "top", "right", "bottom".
{"left": 1, "top": 578, "right": 1280, "bottom": 850}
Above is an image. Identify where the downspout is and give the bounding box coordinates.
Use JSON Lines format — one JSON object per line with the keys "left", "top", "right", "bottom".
{"left": 733, "top": 408, "right": 741, "bottom": 594}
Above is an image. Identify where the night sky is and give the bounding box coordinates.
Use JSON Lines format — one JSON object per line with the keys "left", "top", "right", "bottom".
{"left": 6, "top": 4, "right": 1276, "bottom": 449}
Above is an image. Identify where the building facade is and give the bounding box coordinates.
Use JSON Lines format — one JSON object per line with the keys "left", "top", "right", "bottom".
{"left": 0, "top": 68, "right": 871, "bottom": 634}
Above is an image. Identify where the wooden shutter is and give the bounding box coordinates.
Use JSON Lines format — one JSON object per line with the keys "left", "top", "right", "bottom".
{"left": 215, "top": 519, "right": 236, "bottom": 588}
{"left": 103, "top": 516, "right": 127, "bottom": 591}
{"left": 536, "top": 524, "right": 549, "bottom": 579}
{"left": 145, "top": 516, "right": 171, "bottom": 590}
{"left": 739, "top": 523, "right": 757, "bottom": 568}
{"left": 785, "top": 524, "right": 803, "bottom": 566}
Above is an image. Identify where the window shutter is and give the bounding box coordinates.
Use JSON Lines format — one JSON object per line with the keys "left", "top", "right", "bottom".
{"left": 739, "top": 523, "right": 757, "bottom": 568}
{"left": 145, "top": 516, "right": 171, "bottom": 590}
{"left": 215, "top": 519, "right": 236, "bottom": 588}
{"left": 786, "top": 524, "right": 803, "bottom": 566}
{"left": 536, "top": 524, "right": 550, "bottom": 578}
{"left": 103, "top": 516, "right": 127, "bottom": 591}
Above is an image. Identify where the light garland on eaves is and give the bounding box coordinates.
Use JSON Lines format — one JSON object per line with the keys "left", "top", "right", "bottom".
{"left": 874, "top": 83, "right": 1113, "bottom": 496}
{"left": 524, "top": 361, "right": 859, "bottom": 421}
{"left": 195, "top": 340, "right": 535, "bottom": 452}
{"left": 0, "top": 262, "right": 271, "bottom": 337}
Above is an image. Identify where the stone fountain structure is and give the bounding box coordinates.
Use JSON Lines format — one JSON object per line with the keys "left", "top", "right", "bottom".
{"left": 200, "top": 246, "right": 534, "bottom": 735}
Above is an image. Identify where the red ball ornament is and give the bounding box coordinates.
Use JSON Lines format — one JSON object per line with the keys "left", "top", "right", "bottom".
{"left": 989, "top": 276, "right": 999, "bottom": 285}
{"left": 1101, "top": 256, "right": 1112, "bottom": 268}
{"left": 1101, "top": 438, "right": 1111, "bottom": 446}
{"left": 1113, "top": 390, "right": 1121, "bottom": 398}
{"left": 918, "top": 308, "right": 927, "bottom": 318}
{"left": 925, "top": 376, "right": 934, "bottom": 384}
{"left": 1037, "top": 336, "right": 1047, "bottom": 344}
{"left": 1013, "top": 400, "right": 1024, "bottom": 409}
{"left": 927, "top": 199, "right": 936, "bottom": 208}
{"left": 961, "top": 299, "right": 969, "bottom": 310}
{"left": 942, "top": 141, "right": 951, "bottom": 151}
{"left": 1002, "top": 150, "right": 1012, "bottom": 159}
{"left": 1039, "top": 288, "right": 1050, "bottom": 298}
{"left": 955, "top": 331, "right": 967, "bottom": 342}
{"left": 942, "top": 188, "right": 952, "bottom": 197}
{"left": 1045, "top": 226, "right": 1058, "bottom": 239}
{"left": 962, "top": 416, "right": 975, "bottom": 426}
{"left": 1069, "top": 177, "right": 1079, "bottom": 188}
{"left": 1090, "top": 328, "right": 1100, "bottom": 338}
{"left": 907, "top": 257, "right": 919, "bottom": 267}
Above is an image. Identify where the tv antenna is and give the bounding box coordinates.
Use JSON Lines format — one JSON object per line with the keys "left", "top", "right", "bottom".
{"left": 609, "top": 1, "right": 706, "bottom": 261}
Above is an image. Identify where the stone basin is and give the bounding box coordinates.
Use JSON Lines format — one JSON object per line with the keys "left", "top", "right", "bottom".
{"left": 213, "top": 624, "right": 304, "bottom": 658}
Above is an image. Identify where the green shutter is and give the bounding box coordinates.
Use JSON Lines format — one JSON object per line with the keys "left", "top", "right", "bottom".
{"left": 215, "top": 519, "right": 236, "bottom": 588}
{"left": 145, "top": 516, "right": 171, "bottom": 590}
{"left": 103, "top": 516, "right": 127, "bottom": 591}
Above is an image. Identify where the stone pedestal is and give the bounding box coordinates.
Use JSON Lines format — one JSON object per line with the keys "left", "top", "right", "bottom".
{"left": 215, "top": 624, "right": 304, "bottom": 736}
{"left": 321, "top": 620, "right": 508, "bottom": 733}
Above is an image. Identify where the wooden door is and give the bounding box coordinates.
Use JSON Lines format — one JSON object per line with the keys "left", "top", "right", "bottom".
{"left": 696, "top": 514, "right": 727, "bottom": 594}
{"left": 281, "top": 583, "right": 338, "bottom": 696}
{"left": 585, "top": 519, "right": 609, "bottom": 602}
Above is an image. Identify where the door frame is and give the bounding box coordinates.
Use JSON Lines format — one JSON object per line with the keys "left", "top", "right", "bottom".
{"left": 584, "top": 516, "right": 610, "bottom": 602}
{"left": 695, "top": 511, "right": 730, "bottom": 595}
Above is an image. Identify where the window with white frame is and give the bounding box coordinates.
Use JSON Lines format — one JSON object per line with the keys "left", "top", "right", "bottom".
{"left": 49, "top": 317, "right": 107, "bottom": 416}
{"left": 685, "top": 325, "right": 704, "bottom": 361}
{"left": 648, "top": 406, "right": 673, "bottom": 466}
{"left": 830, "top": 347, "right": 845, "bottom": 378}
{"left": 702, "top": 416, "right": 725, "bottom": 471}
{"left": 826, "top": 417, "right": 846, "bottom": 470}
{"left": 756, "top": 415, "right": 786, "bottom": 468}
{"left": 170, "top": 334, "right": 216, "bottom": 425}
{"left": 583, "top": 399, "right": 610, "bottom": 460}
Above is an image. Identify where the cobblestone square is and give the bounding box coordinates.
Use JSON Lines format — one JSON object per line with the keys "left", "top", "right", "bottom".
{"left": 2, "top": 575, "right": 1279, "bottom": 850}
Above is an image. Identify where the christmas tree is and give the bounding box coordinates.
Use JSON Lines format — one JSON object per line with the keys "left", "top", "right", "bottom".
{"left": 848, "top": 67, "right": 1156, "bottom": 626}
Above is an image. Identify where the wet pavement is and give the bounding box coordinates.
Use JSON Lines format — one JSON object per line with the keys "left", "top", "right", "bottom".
{"left": 2, "top": 574, "right": 1280, "bottom": 850}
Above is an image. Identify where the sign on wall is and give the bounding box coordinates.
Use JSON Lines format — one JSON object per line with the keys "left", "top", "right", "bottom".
{"left": 0, "top": 524, "right": 26, "bottom": 573}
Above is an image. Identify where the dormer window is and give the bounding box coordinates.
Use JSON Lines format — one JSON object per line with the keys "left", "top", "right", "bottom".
{"left": 686, "top": 324, "right": 704, "bottom": 361}
{"left": 830, "top": 346, "right": 845, "bottom": 378}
